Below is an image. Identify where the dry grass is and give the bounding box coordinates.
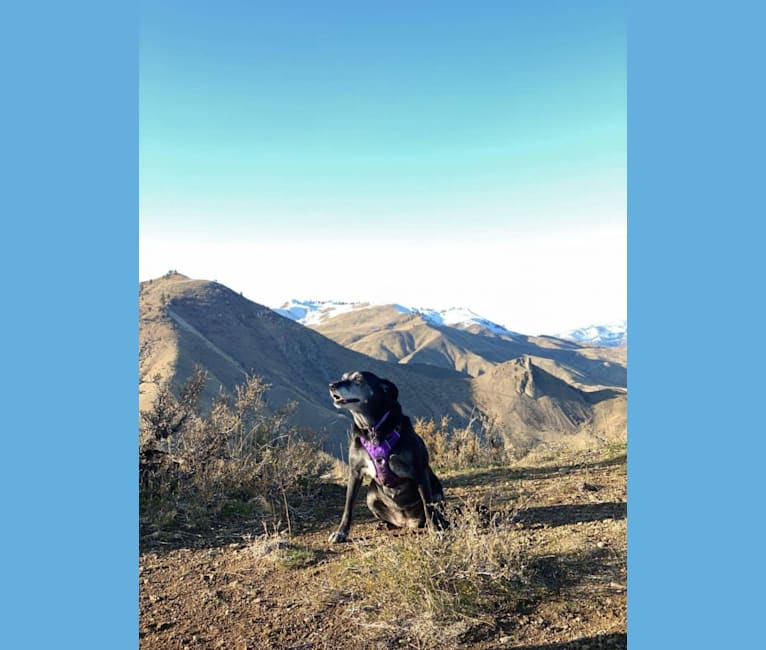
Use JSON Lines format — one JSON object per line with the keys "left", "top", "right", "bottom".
{"left": 139, "top": 371, "right": 332, "bottom": 540}
{"left": 140, "top": 443, "right": 626, "bottom": 649}
{"left": 326, "top": 501, "right": 530, "bottom": 645}
{"left": 138, "top": 366, "right": 626, "bottom": 649}
{"left": 318, "top": 442, "right": 627, "bottom": 648}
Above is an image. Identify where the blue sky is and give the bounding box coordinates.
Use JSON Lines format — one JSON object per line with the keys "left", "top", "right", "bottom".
{"left": 140, "top": 1, "right": 626, "bottom": 334}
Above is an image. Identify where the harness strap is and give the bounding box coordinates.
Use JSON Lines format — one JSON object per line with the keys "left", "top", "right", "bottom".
{"left": 372, "top": 409, "right": 390, "bottom": 431}
{"left": 359, "top": 415, "right": 403, "bottom": 487}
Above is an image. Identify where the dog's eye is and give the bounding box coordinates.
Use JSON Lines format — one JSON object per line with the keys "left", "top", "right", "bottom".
{"left": 353, "top": 374, "right": 363, "bottom": 383}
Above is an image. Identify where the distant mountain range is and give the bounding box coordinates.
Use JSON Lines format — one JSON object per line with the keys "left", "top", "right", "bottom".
{"left": 139, "top": 274, "right": 626, "bottom": 455}
{"left": 273, "top": 300, "right": 626, "bottom": 386}
{"left": 275, "top": 299, "right": 625, "bottom": 346}
{"left": 555, "top": 321, "right": 627, "bottom": 347}
{"left": 274, "top": 300, "right": 519, "bottom": 335}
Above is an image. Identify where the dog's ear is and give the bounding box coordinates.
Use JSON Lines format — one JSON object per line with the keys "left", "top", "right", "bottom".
{"left": 379, "top": 379, "right": 398, "bottom": 403}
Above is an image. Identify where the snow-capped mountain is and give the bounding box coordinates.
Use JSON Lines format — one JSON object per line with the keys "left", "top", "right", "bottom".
{"left": 273, "top": 300, "right": 518, "bottom": 335}
{"left": 272, "top": 299, "right": 366, "bottom": 326}
{"left": 555, "top": 321, "right": 627, "bottom": 347}
{"left": 395, "top": 305, "right": 519, "bottom": 336}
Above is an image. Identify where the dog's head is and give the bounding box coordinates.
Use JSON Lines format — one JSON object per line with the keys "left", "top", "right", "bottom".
{"left": 328, "top": 371, "right": 399, "bottom": 419}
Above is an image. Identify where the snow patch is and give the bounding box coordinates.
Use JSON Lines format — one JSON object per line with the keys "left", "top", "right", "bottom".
{"left": 555, "top": 320, "right": 627, "bottom": 347}
{"left": 273, "top": 299, "right": 362, "bottom": 325}
{"left": 272, "top": 299, "right": 518, "bottom": 335}
{"left": 410, "top": 306, "right": 518, "bottom": 335}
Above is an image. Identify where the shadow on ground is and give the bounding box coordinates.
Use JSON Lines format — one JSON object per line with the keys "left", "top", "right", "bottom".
{"left": 444, "top": 454, "right": 626, "bottom": 489}
{"left": 511, "top": 632, "right": 626, "bottom": 649}
{"left": 513, "top": 501, "right": 626, "bottom": 528}
{"left": 139, "top": 481, "right": 376, "bottom": 554}
{"left": 524, "top": 546, "right": 624, "bottom": 594}
{"left": 141, "top": 452, "right": 627, "bottom": 554}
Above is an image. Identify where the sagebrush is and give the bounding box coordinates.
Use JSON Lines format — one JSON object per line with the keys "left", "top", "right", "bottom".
{"left": 139, "top": 369, "right": 330, "bottom": 535}
{"left": 326, "top": 498, "right": 532, "bottom": 647}
{"left": 414, "top": 412, "right": 510, "bottom": 471}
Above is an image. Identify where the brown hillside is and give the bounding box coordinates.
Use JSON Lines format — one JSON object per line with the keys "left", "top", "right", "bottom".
{"left": 471, "top": 357, "right": 627, "bottom": 452}
{"left": 313, "top": 305, "right": 627, "bottom": 389}
{"left": 314, "top": 305, "right": 508, "bottom": 375}
{"left": 139, "top": 274, "right": 475, "bottom": 452}
{"left": 140, "top": 274, "right": 626, "bottom": 455}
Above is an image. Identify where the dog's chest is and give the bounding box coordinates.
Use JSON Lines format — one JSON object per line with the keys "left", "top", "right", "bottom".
{"left": 361, "top": 454, "right": 378, "bottom": 481}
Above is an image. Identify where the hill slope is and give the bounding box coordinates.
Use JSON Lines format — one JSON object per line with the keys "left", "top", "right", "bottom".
{"left": 140, "top": 274, "right": 626, "bottom": 454}
{"left": 311, "top": 304, "right": 627, "bottom": 389}
{"left": 139, "top": 274, "right": 475, "bottom": 451}
{"left": 470, "top": 356, "right": 627, "bottom": 450}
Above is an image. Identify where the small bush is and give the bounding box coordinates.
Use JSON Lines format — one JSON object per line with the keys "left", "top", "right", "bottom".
{"left": 331, "top": 500, "right": 531, "bottom": 645}
{"left": 415, "top": 412, "right": 509, "bottom": 472}
{"left": 139, "top": 370, "right": 330, "bottom": 537}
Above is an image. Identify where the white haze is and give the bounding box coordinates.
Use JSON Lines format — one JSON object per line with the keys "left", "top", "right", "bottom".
{"left": 139, "top": 223, "right": 626, "bottom": 336}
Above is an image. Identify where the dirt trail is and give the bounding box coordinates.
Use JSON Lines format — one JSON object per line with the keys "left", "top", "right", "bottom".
{"left": 140, "top": 450, "right": 627, "bottom": 649}
{"left": 167, "top": 309, "right": 249, "bottom": 375}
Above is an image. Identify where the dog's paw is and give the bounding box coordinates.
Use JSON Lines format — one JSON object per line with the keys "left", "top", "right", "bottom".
{"left": 434, "top": 512, "right": 450, "bottom": 531}
{"left": 328, "top": 530, "right": 349, "bottom": 544}
{"left": 426, "top": 506, "right": 450, "bottom": 531}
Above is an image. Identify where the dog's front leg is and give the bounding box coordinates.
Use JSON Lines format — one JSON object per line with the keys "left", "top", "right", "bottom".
{"left": 416, "top": 469, "right": 449, "bottom": 531}
{"left": 416, "top": 475, "right": 438, "bottom": 531}
{"left": 329, "top": 470, "right": 363, "bottom": 543}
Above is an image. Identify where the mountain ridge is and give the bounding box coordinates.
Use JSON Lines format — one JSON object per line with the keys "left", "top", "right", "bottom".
{"left": 273, "top": 298, "right": 624, "bottom": 344}
{"left": 140, "top": 274, "right": 476, "bottom": 453}
{"left": 306, "top": 303, "right": 627, "bottom": 389}
{"left": 274, "top": 299, "right": 520, "bottom": 336}
{"left": 140, "top": 273, "right": 626, "bottom": 455}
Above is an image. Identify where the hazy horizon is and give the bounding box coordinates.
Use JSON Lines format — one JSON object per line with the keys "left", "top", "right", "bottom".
{"left": 140, "top": 2, "right": 626, "bottom": 335}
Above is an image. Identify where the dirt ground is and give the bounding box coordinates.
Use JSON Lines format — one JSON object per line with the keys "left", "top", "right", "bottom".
{"left": 140, "top": 447, "right": 627, "bottom": 649}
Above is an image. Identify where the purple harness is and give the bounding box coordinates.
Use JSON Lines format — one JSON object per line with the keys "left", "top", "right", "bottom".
{"left": 358, "top": 411, "right": 404, "bottom": 487}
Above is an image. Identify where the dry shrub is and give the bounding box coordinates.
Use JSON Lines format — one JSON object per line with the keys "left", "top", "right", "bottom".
{"left": 415, "top": 412, "right": 508, "bottom": 472}
{"left": 332, "top": 500, "right": 530, "bottom": 647}
{"left": 139, "top": 370, "right": 330, "bottom": 535}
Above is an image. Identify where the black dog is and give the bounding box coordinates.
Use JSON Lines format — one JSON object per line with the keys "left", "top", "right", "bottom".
{"left": 328, "top": 370, "right": 446, "bottom": 543}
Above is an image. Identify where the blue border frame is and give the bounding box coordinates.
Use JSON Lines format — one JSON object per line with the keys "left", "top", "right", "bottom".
{"left": 1, "top": 3, "right": 137, "bottom": 647}
{"left": 629, "top": 1, "right": 763, "bottom": 647}
{"left": 2, "top": 1, "right": 763, "bottom": 647}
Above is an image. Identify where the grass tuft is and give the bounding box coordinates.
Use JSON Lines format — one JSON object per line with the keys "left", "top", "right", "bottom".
{"left": 327, "top": 498, "right": 534, "bottom": 645}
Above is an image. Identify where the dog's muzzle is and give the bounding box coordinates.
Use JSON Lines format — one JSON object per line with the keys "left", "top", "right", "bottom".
{"left": 329, "top": 383, "right": 359, "bottom": 406}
